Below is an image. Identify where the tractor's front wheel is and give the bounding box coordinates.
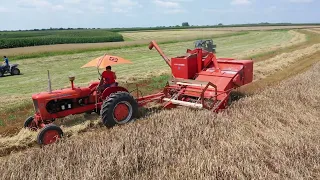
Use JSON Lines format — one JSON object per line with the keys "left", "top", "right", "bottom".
{"left": 101, "top": 92, "right": 138, "bottom": 128}
{"left": 37, "top": 124, "right": 63, "bottom": 145}
{"left": 24, "top": 116, "right": 36, "bottom": 129}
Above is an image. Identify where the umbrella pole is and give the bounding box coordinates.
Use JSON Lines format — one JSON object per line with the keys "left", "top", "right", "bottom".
{"left": 96, "top": 54, "right": 106, "bottom": 79}
{"left": 97, "top": 67, "right": 101, "bottom": 79}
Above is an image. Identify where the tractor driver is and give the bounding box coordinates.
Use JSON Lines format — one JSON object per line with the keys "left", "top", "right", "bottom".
{"left": 98, "top": 66, "right": 117, "bottom": 92}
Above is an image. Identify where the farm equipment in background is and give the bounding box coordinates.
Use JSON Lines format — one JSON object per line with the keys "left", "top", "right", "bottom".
{"left": 24, "top": 40, "right": 253, "bottom": 146}
{"left": 0, "top": 63, "right": 20, "bottom": 77}
{"left": 194, "top": 39, "right": 217, "bottom": 53}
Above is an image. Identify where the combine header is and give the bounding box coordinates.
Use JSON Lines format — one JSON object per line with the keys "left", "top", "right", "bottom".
{"left": 24, "top": 40, "right": 253, "bottom": 145}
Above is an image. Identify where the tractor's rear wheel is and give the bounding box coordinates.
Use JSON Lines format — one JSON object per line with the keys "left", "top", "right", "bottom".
{"left": 101, "top": 92, "right": 138, "bottom": 128}
{"left": 37, "top": 124, "right": 63, "bottom": 145}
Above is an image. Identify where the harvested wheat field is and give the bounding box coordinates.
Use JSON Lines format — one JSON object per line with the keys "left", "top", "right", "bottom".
{"left": 121, "top": 29, "right": 230, "bottom": 40}
{"left": 189, "top": 25, "right": 320, "bottom": 31}
{"left": 0, "top": 61, "right": 319, "bottom": 179}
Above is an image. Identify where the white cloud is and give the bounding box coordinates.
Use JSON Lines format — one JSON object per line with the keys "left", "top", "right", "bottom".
{"left": 110, "top": 0, "right": 141, "bottom": 14}
{"left": 164, "top": 9, "right": 186, "bottom": 14}
{"left": 203, "top": 9, "right": 233, "bottom": 13}
{"left": 288, "top": 0, "right": 314, "bottom": 3}
{"left": 154, "top": 0, "right": 180, "bottom": 8}
{"left": 111, "top": 0, "right": 139, "bottom": 7}
{"left": 52, "top": 5, "right": 64, "bottom": 11}
{"left": 112, "top": 7, "right": 128, "bottom": 13}
{"left": 153, "top": 0, "right": 187, "bottom": 14}
{"left": 64, "top": 0, "right": 82, "bottom": 4}
{"left": 18, "top": 0, "right": 67, "bottom": 12}
{"left": 231, "top": 0, "right": 251, "bottom": 5}
{"left": 0, "top": 7, "right": 11, "bottom": 13}
{"left": 18, "top": 0, "right": 51, "bottom": 8}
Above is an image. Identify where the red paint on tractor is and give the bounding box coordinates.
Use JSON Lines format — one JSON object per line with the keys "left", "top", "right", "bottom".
{"left": 114, "top": 103, "right": 130, "bottom": 121}
{"left": 42, "top": 130, "right": 60, "bottom": 145}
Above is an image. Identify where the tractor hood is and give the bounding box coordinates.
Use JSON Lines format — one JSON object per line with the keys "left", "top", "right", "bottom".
{"left": 32, "top": 87, "right": 91, "bottom": 100}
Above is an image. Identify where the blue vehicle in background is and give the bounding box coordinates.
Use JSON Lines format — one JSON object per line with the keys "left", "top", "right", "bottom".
{"left": 0, "top": 56, "right": 21, "bottom": 77}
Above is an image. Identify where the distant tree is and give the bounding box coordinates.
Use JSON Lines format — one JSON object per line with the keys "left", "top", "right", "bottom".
{"left": 218, "top": 23, "right": 223, "bottom": 26}
{"left": 182, "top": 22, "right": 190, "bottom": 27}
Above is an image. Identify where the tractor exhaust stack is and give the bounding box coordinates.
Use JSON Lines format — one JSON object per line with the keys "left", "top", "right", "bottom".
{"left": 47, "top": 70, "right": 52, "bottom": 93}
{"left": 69, "top": 76, "right": 75, "bottom": 90}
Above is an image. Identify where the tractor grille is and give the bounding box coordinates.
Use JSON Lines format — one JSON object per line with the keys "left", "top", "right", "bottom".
{"left": 33, "top": 99, "right": 39, "bottom": 113}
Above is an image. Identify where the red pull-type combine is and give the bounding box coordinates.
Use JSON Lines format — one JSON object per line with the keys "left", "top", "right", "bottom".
{"left": 147, "top": 40, "right": 253, "bottom": 111}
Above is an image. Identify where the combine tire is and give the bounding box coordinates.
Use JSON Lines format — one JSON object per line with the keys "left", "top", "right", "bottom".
{"left": 37, "top": 124, "right": 63, "bottom": 145}
{"left": 24, "top": 116, "right": 34, "bottom": 128}
{"left": 101, "top": 92, "right": 138, "bottom": 128}
{"left": 0, "top": 71, "right": 3, "bottom": 77}
{"left": 11, "top": 68, "right": 20, "bottom": 75}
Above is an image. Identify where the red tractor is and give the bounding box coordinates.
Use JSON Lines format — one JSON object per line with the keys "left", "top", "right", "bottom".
{"left": 24, "top": 40, "right": 254, "bottom": 145}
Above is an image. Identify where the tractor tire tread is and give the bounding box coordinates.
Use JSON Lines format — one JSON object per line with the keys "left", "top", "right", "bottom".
{"left": 37, "top": 124, "right": 63, "bottom": 145}
{"left": 101, "top": 91, "right": 138, "bottom": 128}
{"left": 24, "top": 116, "right": 34, "bottom": 128}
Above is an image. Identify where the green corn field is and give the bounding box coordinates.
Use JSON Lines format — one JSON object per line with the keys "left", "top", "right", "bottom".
{"left": 0, "top": 30, "right": 124, "bottom": 49}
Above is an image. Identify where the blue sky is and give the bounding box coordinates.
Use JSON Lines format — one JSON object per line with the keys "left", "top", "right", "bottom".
{"left": 0, "top": 0, "right": 319, "bottom": 30}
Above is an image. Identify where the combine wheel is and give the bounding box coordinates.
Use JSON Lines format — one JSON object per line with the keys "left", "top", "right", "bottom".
{"left": 101, "top": 92, "right": 138, "bottom": 128}
{"left": 0, "top": 71, "right": 3, "bottom": 77}
{"left": 37, "top": 124, "right": 63, "bottom": 145}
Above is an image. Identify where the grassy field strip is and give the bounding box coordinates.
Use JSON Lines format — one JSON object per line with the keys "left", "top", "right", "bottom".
{"left": 1, "top": 63, "right": 320, "bottom": 179}
{"left": 121, "top": 30, "right": 230, "bottom": 40}
{"left": 254, "top": 43, "right": 320, "bottom": 80}
{"left": 0, "top": 31, "right": 237, "bottom": 58}
{"left": 237, "top": 30, "right": 306, "bottom": 59}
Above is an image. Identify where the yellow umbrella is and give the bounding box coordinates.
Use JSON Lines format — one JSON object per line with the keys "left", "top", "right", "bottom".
{"left": 81, "top": 54, "right": 132, "bottom": 68}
